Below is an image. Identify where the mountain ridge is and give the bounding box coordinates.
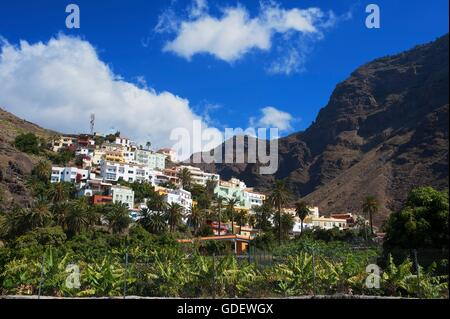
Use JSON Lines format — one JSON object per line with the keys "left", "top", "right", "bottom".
{"left": 191, "top": 34, "right": 449, "bottom": 225}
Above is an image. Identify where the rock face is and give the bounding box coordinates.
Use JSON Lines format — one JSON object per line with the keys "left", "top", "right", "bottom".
{"left": 0, "top": 108, "right": 56, "bottom": 208}
{"left": 193, "top": 34, "right": 449, "bottom": 225}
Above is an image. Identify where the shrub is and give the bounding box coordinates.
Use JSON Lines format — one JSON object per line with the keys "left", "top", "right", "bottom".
{"left": 14, "top": 133, "right": 41, "bottom": 154}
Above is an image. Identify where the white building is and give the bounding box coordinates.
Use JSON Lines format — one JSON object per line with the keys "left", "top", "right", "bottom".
{"left": 165, "top": 188, "right": 192, "bottom": 213}
{"left": 157, "top": 148, "right": 178, "bottom": 163}
{"left": 177, "top": 165, "right": 220, "bottom": 187}
{"left": 111, "top": 185, "right": 135, "bottom": 209}
{"left": 100, "top": 160, "right": 173, "bottom": 186}
{"left": 286, "top": 206, "right": 347, "bottom": 234}
{"left": 134, "top": 149, "right": 166, "bottom": 170}
{"left": 100, "top": 161, "right": 153, "bottom": 183}
{"left": 123, "top": 150, "right": 136, "bottom": 163}
{"left": 244, "top": 189, "right": 266, "bottom": 208}
{"left": 91, "top": 150, "right": 106, "bottom": 166}
{"left": 78, "top": 174, "right": 112, "bottom": 197}
{"left": 115, "top": 137, "right": 132, "bottom": 148}
{"left": 75, "top": 147, "right": 94, "bottom": 157}
{"left": 51, "top": 167, "right": 89, "bottom": 183}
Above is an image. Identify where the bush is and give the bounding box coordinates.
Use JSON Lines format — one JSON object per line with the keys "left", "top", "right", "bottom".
{"left": 15, "top": 226, "right": 67, "bottom": 249}
{"left": 14, "top": 133, "right": 40, "bottom": 154}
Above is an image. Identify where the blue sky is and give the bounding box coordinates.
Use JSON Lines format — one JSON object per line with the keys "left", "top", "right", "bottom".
{"left": 0, "top": 0, "right": 448, "bottom": 150}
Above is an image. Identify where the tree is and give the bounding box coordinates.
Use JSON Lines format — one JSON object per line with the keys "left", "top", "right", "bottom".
{"left": 187, "top": 205, "right": 204, "bottom": 233}
{"left": 47, "top": 182, "right": 73, "bottom": 204}
{"left": 47, "top": 148, "right": 75, "bottom": 166}
{"left": 165, "top": 203, "right": 184, "bottom": 232}
{"left": 178, "top": 168, "right": 192, "bottom": 190}
{"left": 226, "top": 198, "right": 239, "bottom": 234}
{"left": 214, "top": 196, "right": 225, "bottom": 236}
{"left": 127, "top": 181, "right": 157, "bottom": 204}
{"left": 14, "top": 133, "right": 40, "bottom": 154}
{"left": 31, "top": 160, "right": 52, "bottom": 184}
{"left": 254, "top": 203, "right": 273, "bottom": 231}
{"left": 27, "top": 200, "right": 52, "bottom": 229}
{"left": 362, "top": 195, "right": 379, "bottom": 235}
{"left": 104, "top": 202, "right": 131, "bottom": 234}
{"left": 268, "top": 180, "right": 290, "bottom": 244}
{"left": 273, "top": 211, "right": 294, "bottom": 241}
{"left": 148, "top": 211, "right": 167, "bottom": 234}
{"left": 384, "top": 187, "right": 449, "bottom": 250}
{"left": 0, "top": 205, "right": 30, "bottom": 238}
{"left": 145, "top": 141, "right": 152, "bottom": 150}
{"left": 64, "top": 199, "right": 91, "bottom": 236}
{"left": 236, "top": 210, "right": 249, "bottom": 228}
{"left": 205, "top": 179, "right": 217, "bottom": 197}
{"left": 146, "top": 192, "right": 167, "bottom": 213}
{"left": 295, "top": 201, "right": 310, "bottom": 232}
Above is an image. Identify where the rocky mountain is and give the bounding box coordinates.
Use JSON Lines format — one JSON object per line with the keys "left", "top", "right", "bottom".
{"left": 0, "top": 108, "right": 57, "bottom": 208}
{"left": 193, "top": 34, "right": 449, "bottom": 226}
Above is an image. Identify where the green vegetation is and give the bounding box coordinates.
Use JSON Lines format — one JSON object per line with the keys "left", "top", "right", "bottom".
{"left": 384, "top": 187, "right": 449, "bottom": 250}
{"left": 0, "top": 161, "right": 447, "bottom": 298}
{"left": 362, "top": 195, "right": 379, "bottom": 235}
{"left": 14, "top": 133, "right": 42, "bottom": 155}
{"left": 47, "top": 148, "right": 76, "bottom": 166}
{"left": 268, "top": 180, "right": 290, "bottom": 245}
{"left": 0, "top": 229, "right": 447, "bottom": 298}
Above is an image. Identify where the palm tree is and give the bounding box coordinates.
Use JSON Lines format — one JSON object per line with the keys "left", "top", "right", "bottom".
{"left": 362, "top": 195, "right": 379, "bottom": 235}
{"left": 295, "top": 201, "right": 310, "bottom": 232}
{"left": 147, "top": 211, "right": 167, "bottom": 234}
{"left": 165, "top": 203, "right": 184, "bottom": 232}
{"left": 146, "top": 193, "right": 167, "bottom": 213}
{"left": 31, "top": 160, "right": 52, "bottom": 183}
{"left": 205, "top": 179, "right": 217, "bottom": 203}
{"left": 226, "top": 198, "right": 239, "bottom": 234}
{"left": 274, "top": 211, "right": 295, "bottom": 240}
{"left": 27, "top": 200, "right": 52, "bottom": 229}
{"left": 64, "top": 199, "right": 91, "bottom": 235}
{"left": 178, "top": 168, "right": 192, "bottom": 190}
{"left": 214, "top": 196, "right": 225, "bottom": 236}
{"left": 268, "top": 180, "right": 290, "bottom": 245}
{"left": 248, "top": 214, "right": 256, "bottom": 229}
{"left": 233, "top": 210, "right": 249, "bottom": 235}
{"left": 105, "top": 202, "right": 131, "bottom": 234}
{"left": 146, "top": 141, "right": 151, "bottom": 150}
{"left": 47, "top": 182, "right": 72, "bottom": 204}
{"left": 138, "top": 207, "right": 152, "bottom": 229}
{"left": 2, "top": 204, "right": 29, "bottom": 237}
{"left": 187, "top": 205, "right": 204, "bottom": 233}
{"left": 254, "top": 203, "right": 273, "bottom": 231}
{"left": 0, "top": 213, "right": 10, "bottom": 239}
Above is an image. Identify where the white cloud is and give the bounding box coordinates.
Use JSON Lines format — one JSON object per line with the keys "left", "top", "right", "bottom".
{"left": 189, "top": 0, "right": 208, "bottom": 18}
{"left": 268, "top": 47, "right": 306, "bottom": 75}
{"left": 163, "top": 6, "right": 272, "bottom": 62}
{"left": 158, "top": 1, "right": 338, "bottom": 73}
{"left": 250, "top": 106, "right": 294, "bottom": 132}
{"left": 0, "top": 35, "right": 222, "bottom": 157}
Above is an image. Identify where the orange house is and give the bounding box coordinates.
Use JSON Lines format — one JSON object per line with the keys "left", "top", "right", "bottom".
{"left": 92, "top": 195, "right": 113, "bottom": 205}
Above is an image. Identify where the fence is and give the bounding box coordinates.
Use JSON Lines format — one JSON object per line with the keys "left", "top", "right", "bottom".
{"left": 7, "top": 247, "right": 449, "bottom": 299}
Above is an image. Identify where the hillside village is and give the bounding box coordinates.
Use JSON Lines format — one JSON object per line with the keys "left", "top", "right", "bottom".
{"left": 48, "top": 131, "right": 359, "bottom": 241}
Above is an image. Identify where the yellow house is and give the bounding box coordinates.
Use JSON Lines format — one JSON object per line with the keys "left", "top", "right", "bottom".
{"left": 105, "top": 150, "right": 125, "bottom": 163}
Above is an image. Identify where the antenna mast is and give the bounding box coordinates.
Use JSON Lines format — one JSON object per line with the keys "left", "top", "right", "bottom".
{"left": 90, "top": 113, "right": 95, "bottom": 135}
